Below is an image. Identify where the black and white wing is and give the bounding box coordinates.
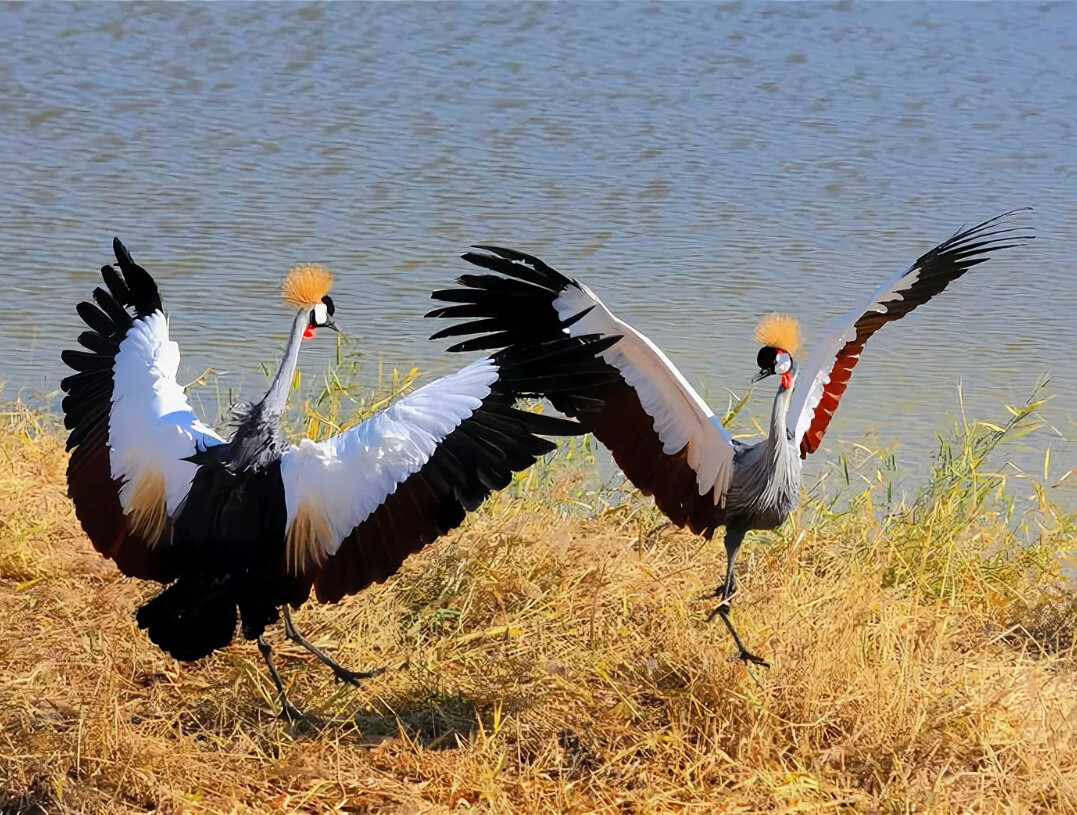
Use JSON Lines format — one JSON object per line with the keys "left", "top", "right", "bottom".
{"left": 61, "top": 239, "right": 224, "bottom": 580}
{"left": 789, "top": 211, "right": 1033, "bottom": 457}
{"left": 278, "top": 337, "right": 616, "bottom": 602}
{"left": 427, "top": 247, "right": 737, "bottom": 537}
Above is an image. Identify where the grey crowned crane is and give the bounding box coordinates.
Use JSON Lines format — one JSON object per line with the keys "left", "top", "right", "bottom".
{"left": 427, "top": 211, "right": 1033, "bottom": 667}
{"left": 61, "top": 239, "right": 615, "bottom": 717}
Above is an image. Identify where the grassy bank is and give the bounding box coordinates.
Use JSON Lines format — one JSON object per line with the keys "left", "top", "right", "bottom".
{"left": 0, "top": 391, "right": 1075, "bottom": 814}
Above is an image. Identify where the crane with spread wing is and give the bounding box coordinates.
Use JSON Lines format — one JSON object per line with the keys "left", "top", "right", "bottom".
{"left": 61, "top": 239, "right": 614, "bottom": 717}
{"left": 427, "top": 212, "right": 1033, "bottom": 666}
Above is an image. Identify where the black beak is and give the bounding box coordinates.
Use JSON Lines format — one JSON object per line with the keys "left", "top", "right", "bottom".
{"left": 325, "top": 318, "right": 341, "bottom": 334}
{"left": 752, "top": 369, "right": 772, "bottom": 383}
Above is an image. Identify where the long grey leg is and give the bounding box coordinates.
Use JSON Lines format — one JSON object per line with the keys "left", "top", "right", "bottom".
{"left": 257, "top": 635, "right": 304, "bottom": 721}
{"left": 281, "top": 607, "right": 385, "bottom": 686}
{"left": 709, "top": 521, "right": 748, "bottom": 608}
{"left": 705, "top": 521, "right": 769, "bottom": 667}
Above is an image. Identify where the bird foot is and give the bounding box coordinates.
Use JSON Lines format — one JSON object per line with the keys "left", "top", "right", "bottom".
{"left": 728, "top": 649, "right": 770, "bottom": 669}
{"left": 331, "top": 665, "right": 386, "bottom": 687}
{"left": 282, "top": 607, "right": 387, "bottom": 688}
{"left": 706, "top": 603, "right": 770, "bottom": 668}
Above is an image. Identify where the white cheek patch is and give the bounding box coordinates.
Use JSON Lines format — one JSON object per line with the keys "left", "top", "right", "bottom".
{"left": 775, "top": 354, "right": 792, "bottom": 374}
{"left": 312, "top": 303, "right": 328, "bottom": 325}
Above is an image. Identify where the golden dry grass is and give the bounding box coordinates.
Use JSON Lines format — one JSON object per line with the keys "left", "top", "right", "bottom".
{"left": 1, "top": 401, "right": 1075, "bottom": 814}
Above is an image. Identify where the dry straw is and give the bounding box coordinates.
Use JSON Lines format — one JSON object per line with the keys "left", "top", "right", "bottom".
{"left": 0, "top": 383, "right": 1074, "bottom": 813}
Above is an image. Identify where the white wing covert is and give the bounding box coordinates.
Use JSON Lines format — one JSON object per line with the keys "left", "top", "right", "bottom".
{"left": 109, "top": 312, "right": 224, "bottom": 538}
{"left": 279, "top": 357, "right": 500, "bottom": 573}
{"left": 428, "top": 245, "right": 739, "bottom": 537}
{"left": 554, "top": 282, "right": 736, "bottom": 503}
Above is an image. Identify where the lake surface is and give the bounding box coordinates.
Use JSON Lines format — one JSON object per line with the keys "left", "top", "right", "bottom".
{"left": 1, "top": 2, "right": 1074, "bottom": 499}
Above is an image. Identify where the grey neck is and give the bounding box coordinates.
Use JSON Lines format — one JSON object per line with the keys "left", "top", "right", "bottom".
{"left": 259, "top": 309, "right": 309, "bottom": 419}
{"left": 765, "top": 366, "right": 797, "bottom": 459}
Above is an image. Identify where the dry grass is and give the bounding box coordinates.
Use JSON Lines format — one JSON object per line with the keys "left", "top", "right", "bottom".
{"left": 0, "top": 398, "right": 1075, "bottom": 814}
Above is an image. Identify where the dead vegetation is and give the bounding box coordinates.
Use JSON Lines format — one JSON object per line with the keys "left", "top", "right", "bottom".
{"left": 0, "top": 397, "right": 1075, "bottom": 813}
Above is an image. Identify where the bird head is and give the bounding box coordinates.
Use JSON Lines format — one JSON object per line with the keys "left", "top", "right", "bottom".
{"left": 281, "top": 264, "right": 340, "bottom": 340}
{"left": 305, "top": 295, "right": 339, "bottom": 340}
{"left": 753, "top": 313, "right": 800, "bottom": 390}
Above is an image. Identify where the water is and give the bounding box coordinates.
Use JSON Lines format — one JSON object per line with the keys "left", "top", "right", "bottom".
{"left": 1, "top": 2, "right": 1075, "bottom": 500}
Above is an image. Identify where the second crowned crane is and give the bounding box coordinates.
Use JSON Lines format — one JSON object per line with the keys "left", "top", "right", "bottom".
{"left": 427, "top": 211, "right": 1033, "bottom": 666}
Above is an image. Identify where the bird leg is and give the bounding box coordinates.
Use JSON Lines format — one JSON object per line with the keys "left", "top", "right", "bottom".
{"left": 712, "top": 605, "right": 770, "bottom": 668}
{"left": 281, "top": 607, "right": 386, "bottom": 686}
{"left": 705, "top": 522, "right": 770, "bottom": 667}
{"left": 713, "top": 560, "right": 739, "bottom": 605}
{"left": 257, "top": 635, "right": 305, "bottom": 722}
{"left": 709, "top": 522, "right": 746, "bottom": 608}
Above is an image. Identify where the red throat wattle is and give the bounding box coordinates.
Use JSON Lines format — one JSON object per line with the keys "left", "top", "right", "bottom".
{"left": 302, "top": 325, "right": 316, "bottom": 341}
{"left": 779, "top": 351, "right": 792, "bottom": 389}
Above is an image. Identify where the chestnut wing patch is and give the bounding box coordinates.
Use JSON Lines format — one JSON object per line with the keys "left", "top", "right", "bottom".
{"left": 62, "top": 239, "right": 223, "bottom": 580}
{"left": 791, "top": 211, "right": 1033, "bottom": 457}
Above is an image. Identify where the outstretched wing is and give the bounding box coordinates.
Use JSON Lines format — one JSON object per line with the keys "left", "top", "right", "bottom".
{"left": 427, "top": 247, "right": 736, "bottom": 536}
{"left": 790, "top": 211, "right": 1034, "bottom": 457}
{"left": 61, "top": 238, "right": 224, "bottom": 581}
{"left": 279, "top": 337, "right": 616, "bottom": 603}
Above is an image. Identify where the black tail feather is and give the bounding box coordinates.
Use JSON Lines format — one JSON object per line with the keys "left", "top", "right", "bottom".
{"left": 136, "top": 577, "right": 238, "bottom": 662}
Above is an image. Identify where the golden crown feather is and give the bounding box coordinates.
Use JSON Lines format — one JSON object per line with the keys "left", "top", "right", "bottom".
{"left": 281, "top": 264, "right": 333, "bottom": 309}
{"left": 754, "top": 312, "right": 801, "bottom": 355}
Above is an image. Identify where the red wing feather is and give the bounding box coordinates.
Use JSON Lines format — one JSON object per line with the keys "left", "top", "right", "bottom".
{"left": 799, "top": 337, "right": 865, "bottom": 457}
{"left": 795, "top": 211, "right": 1033, "bottom": 458}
